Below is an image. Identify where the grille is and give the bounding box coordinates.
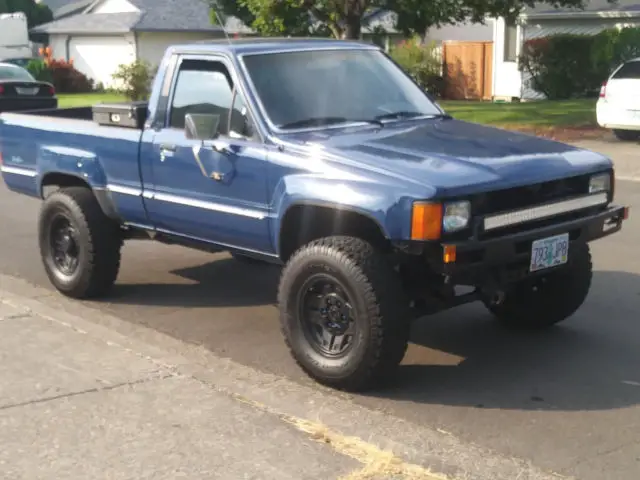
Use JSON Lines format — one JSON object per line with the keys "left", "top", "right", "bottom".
{"left": 471, "top": 174, "right": 590, "bottom": 216}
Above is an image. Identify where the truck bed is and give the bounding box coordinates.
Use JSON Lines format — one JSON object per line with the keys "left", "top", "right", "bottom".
{"left": 0, "top": 105, "right": 149, "bottom": 225}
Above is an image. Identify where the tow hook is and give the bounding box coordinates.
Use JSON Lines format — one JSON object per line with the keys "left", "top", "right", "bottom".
{"left": 482, "top": 286, "right": 506, "bottom": 306}
{"left": 489, "top": 290, "right": 506, "bottom": 306}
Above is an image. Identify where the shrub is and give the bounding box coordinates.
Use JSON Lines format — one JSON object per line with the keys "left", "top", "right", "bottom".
{"left": 519, "top": 27, "right": 640, "bottom": 100}
{"left": 390, "top": 37, "right": 443, "bottom": 97}
{"left": 26, "top": 59, "right": 53, "bottom": 83}
{"left": 519, "top": 34, "right": 598, "bottom": 100}
{"left": 35, "top": 46, "right": 94, "bottom": 93}
{"left": 47, "top": 58, "right": 94, "bottom": 93}
{"left": 112, "top": 60, "right": 154, "bottom": 101}
{"left": 592, "top": 27, "right": 640, "bottom": 78}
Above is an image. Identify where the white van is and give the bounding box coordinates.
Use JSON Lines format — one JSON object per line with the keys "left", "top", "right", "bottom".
{"left": 596, "top": 58, "right": 640, "bottom": 141}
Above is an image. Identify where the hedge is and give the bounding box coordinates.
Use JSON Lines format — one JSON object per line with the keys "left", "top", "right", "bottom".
{"left": 519, "top": 27, "right": 640, "bottom": 100}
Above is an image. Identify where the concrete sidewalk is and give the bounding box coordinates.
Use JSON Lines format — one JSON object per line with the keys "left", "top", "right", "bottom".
{"left": 0, "top": 275, "right": 564, "bottom": 480}
{"left": 0, "top": 302, "right": 365, "bottom": 480}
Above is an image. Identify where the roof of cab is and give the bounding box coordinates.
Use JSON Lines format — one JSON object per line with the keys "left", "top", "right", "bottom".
{"left": 167, "top": 37, "right": 380, "bottom": 57}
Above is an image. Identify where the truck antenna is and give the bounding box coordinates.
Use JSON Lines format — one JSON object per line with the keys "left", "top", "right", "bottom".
{"left": 209, "top": 2, "right": 232, "bottom": 45}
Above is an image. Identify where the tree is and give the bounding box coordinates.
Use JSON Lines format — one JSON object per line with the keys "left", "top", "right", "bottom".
{"left": 210, "top": 0, "right": 612, "bottom": 41}
{"left": 0, "top": 0, "right": 53, "bottom": 30}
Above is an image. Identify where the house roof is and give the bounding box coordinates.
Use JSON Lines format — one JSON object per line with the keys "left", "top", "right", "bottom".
{"left": 521, "top": 0, "right": 640, "bottom": 19}
{"left": 31, "top": 0, "right": 229, "bottom": 35}
{"left": 54, "top": 0, "right": 94, "bottom": 19}
{"left": 31, "top": 11, "right": 141, "bottom": 34}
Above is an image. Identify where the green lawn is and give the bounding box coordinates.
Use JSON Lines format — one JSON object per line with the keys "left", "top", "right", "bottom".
{"left": 57, "top": 93, "right": 598, "bottom": 130}
{"left": 57, "top": 92, "right": 126, "bottom": 108}
{"left": 439, "top": 99, "right": 598, "bottom": 128}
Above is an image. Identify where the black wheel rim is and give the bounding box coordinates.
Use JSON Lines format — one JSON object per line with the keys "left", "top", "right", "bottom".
{"left": 49, "top": 214, "right": 80, "bottom": 276}
{"left": 298, "top": 275, "right": 357, "bottom": 357}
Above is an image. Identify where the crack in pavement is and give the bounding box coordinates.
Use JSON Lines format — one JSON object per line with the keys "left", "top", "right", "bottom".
{"left": 0, "top": 374, "right": 173, "bottom": 412}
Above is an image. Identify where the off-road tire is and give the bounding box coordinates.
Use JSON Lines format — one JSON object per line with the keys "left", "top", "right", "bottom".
{"left": 39, "top": 186, "right": 123, "bottom": 299}
{"left": 613, "top": 129, "right": 640, "bottom": 142}
{"left": 484, "top": 242, "right": 592, "bottom": 329}
{"left": 278, "top": 236, "right": 411, "bottom": 392}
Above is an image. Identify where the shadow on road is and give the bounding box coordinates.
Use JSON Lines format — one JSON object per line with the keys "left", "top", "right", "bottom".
{"left": 105, "top": 257, "right": 281, "bottom": 308}
{"left": 365, "top": 269, "right": 640, "bottom": 412}
{"left": 99, "top": 260, "right": 640, "bottom": 412}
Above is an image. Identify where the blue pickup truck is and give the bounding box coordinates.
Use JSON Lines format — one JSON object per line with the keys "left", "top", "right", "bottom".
{"left": 0, "top": 38, "right": 629, "bottom": 391}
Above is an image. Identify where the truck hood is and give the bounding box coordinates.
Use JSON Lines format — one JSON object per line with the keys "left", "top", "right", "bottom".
{"left": 280, "top": 118, "right": 612, "bottom": 196}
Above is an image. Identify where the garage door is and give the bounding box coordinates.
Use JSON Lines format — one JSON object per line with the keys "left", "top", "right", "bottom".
{"left": 68, "top": 36, "right": 136, "bottom": 88}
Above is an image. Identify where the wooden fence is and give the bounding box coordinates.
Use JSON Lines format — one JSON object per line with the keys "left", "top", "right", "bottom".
{"left": 443, "top": 41, "right": 493, "bottom": 100}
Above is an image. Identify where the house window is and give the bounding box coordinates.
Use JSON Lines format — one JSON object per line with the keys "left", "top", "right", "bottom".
{"left": 504, "top": 22, "right": 518, "bottom": 62}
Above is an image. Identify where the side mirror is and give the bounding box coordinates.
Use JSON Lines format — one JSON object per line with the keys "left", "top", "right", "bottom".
{"left": 185, "top": 113, "right": 220, "bottom": 141}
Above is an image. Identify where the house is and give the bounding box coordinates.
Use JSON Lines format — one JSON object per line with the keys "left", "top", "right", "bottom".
{"left": 30, "top": 0, "right": 238, "bottom": 88}
{"left": 421, "top": 0, "right": 640, "bottom": 100}
{"left": 359, "top": 10, "right": 406, "bottom": 50}
{"left": 501, "top": 0, "right": 640, "bottom": 100}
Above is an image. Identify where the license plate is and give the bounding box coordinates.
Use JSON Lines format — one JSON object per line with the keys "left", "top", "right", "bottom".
{"left": 530, "top": 233, "right": 569, "bottom": 272}
{"left": 16, "top": 87, "right": 38, "bottom": 95}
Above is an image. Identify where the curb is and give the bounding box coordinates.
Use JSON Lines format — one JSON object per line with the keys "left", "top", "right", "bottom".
{"left": 0, "top": 273, "right": 569, "bottom": 480}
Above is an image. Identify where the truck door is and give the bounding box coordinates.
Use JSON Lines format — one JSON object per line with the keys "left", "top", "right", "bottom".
{"left": 140, "top": 55, "right": 272, "bottom": 254}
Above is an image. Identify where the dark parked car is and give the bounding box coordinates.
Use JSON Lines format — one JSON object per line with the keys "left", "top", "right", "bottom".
{"left": 0, "top": 57, "right": 34, "bottom": 68}
{"left": 0, "top": 62, "right": 57, "bottom": 112}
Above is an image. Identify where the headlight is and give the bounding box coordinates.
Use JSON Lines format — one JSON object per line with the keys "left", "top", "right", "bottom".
{"left": 443, "top": 200, "right": 471, "bottom": 232}
{"left": 589, "top": 173, "right": 611, "bottom": 194}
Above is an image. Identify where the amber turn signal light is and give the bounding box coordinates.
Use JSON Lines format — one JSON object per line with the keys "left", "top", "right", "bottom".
{"left": 411, "top": 202, "right": 442, "bottom": 240}
{"left": 443, "top": 245, "right": 456, "bottom": 263}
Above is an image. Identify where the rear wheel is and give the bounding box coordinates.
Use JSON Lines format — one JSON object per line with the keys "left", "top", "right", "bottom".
{"left": 484, "top": 243, "right": 592, "bottom": 329}
{"left": 278, "top": 236, "right": 411, "bottom": 392}
{"left": 39, "top": 186, "right": 123, "bottom": 299}
{"left": 613, "top": 129, "right": 640, "bottom": 142}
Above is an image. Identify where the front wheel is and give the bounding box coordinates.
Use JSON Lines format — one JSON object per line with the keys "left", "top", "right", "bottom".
{"left": 484, "top": 242, "right": 592, "bottom": 329}
{"left": 39, "top": 186, "right": 123, "bottom": 299}
{"left": 278, "top": 236, "right": 411, "bottom": 392}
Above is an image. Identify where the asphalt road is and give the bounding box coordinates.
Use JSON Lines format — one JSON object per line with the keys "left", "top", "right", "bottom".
{"left": 1, "top": 175, "right": 639, "bottom": 479}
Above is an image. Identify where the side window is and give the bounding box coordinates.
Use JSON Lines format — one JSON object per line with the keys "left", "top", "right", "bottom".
{"left": 169, "top": 59, "right": 234, "bottom": 134}
{"left": 228, "top": 88, "right": 254, "bottom": 138}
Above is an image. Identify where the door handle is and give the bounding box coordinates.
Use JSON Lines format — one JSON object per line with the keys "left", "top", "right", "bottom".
{"left": 159, "top": 144, "right": 176, "bottom": 162}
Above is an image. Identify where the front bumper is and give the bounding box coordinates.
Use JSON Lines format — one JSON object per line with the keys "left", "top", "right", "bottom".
{"left": 429, "top": 204, "right": 628, "bottom": 284}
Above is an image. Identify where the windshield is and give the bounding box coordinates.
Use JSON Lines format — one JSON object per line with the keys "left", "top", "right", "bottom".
{"left": 241, "top": 48, "right": 442, "bottom": 129}
{"left": 0, "top": 65, "right": 35, "bottom": 82}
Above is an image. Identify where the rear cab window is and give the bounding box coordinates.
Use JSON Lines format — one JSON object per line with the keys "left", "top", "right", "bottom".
{"left": 612, "top": 61, "right": 640, "bottom": 79}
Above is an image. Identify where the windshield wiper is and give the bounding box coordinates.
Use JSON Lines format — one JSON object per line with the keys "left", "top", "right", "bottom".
{"left": 374, "top": 111, "right": 427, "bottom": 121}
{"left": 279, "top": 116, "right": 383, "bottom": 129}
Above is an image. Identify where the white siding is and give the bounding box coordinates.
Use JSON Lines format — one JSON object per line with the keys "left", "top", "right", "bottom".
{"left": 425, "top": 20, "right": 494, "bottom": 43}
{"left": 136, "top": 31, "right": 224, "bottom": 69}
{"left": 90, "top": 0, "right": 139, "bottom": 14}
{"left": 492, "top": 17, "right": 522, "bottom": 99}
{"left": 520, "top": 18, "right": 640, "bottom": 99}
{"left": 48, "top": 34, "right": 70, "bottom": 61}
{"left": 68, "top": 35, "right": 136, "bottom": 87}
